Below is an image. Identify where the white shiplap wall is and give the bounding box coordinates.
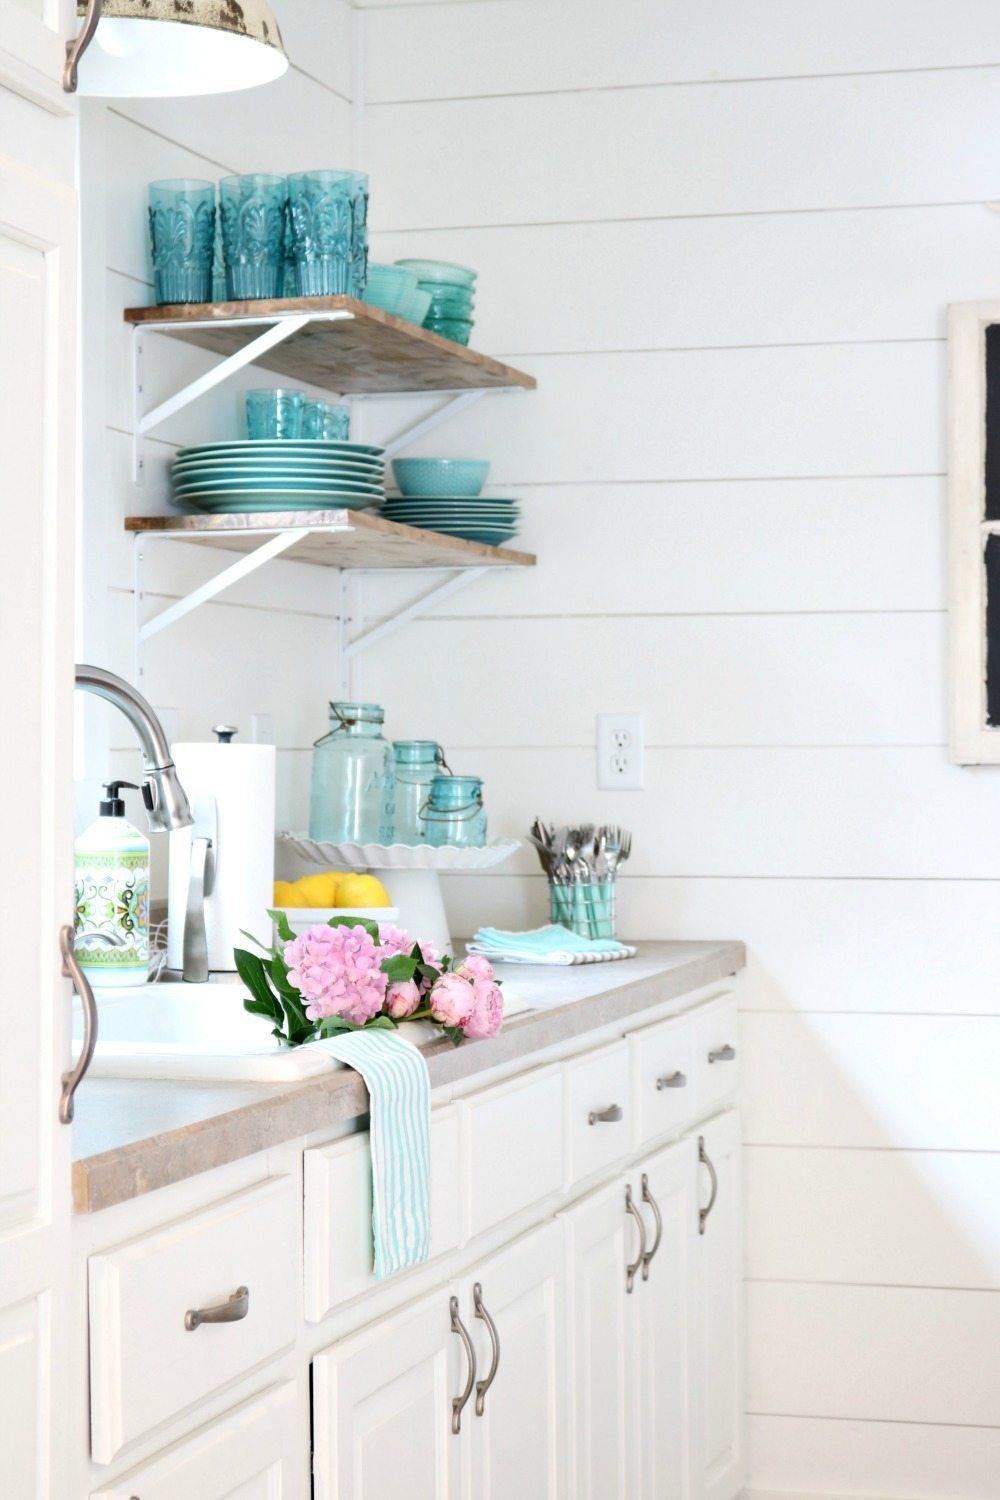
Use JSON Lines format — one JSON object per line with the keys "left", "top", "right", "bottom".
{"left": 78, "top": 0, "right": 356, "bottom": 849}
{"left": 357, "top": 3, "right": 1000, "bottom": 1496}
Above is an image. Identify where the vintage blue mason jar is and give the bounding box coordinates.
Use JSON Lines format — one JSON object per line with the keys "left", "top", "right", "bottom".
{"left": 392, "top": 740, "right": 444, "bottom": 844}
{"left": 422, "top": 774, "right": 487, "bottom": 848}
{"left": 309, "top": 702, "right": 395, "bottom": 844}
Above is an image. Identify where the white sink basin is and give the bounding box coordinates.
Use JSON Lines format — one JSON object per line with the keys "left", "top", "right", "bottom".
{"left": 73, "top": 979, "right": 533, "bottom": 1083}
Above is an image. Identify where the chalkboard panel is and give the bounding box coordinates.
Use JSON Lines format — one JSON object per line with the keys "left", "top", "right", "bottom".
{"left": 986, "top": 533, "right": 1000, "bottom": 726}
{"left": 985, "top": 325, "right": 1000, "bottom": 519}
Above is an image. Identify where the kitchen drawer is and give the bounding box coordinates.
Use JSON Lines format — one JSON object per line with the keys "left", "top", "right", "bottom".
{"left": 89, "top": 1177, "right": 298, "bottom": 1464}
{"left": 629, "top": 1013, "right": 696, "bottom": 1146}
{"left": 91, "top": 1382, "right": 302, "bottom": 1499}
{"left": 461, "top": 1064, "right": 564, "bottom": 1239}
{"left": 692, "top": 992, "right": 740, "bottom": 1115}
{"left": 304, "top": 1105, "right": 461, "bottom": 1322}
{"left": 565, "top": 1040, "right": 631, "bottom": 1185}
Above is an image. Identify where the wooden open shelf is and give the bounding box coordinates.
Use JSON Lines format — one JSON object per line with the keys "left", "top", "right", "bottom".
{"left": 123, "top": 297, "right": 536, "bottom": 396}
{"left": 125, "top": 510, "right": 536, "bottom": 571}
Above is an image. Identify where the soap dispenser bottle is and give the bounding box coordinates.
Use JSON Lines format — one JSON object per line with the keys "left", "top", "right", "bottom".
{"left": 74, "top": 780, "right": 150, "bottom": 988}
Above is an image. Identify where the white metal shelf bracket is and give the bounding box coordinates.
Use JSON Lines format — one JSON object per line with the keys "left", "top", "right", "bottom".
{"left": 383, "top": 389, "right": 489, "bottom": 457}
{"left": 136, "top": 529, "right": 317, "bottom": 643}
{"left": 344, "top": 566, "right": 491, "bottom": 660}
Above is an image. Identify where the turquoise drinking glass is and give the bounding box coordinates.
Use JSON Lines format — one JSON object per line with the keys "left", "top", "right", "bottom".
{"left": 148, "top": 179, "right": 216, "bottom": 305}
{"left": 302, "top": 400, "right": 350, "bottom": 440}
{"left": 220, "top": 173, "right": 287, "bottom": 300}
{"left": 246, "top": 388, "right": 305, "bottom": 439}
{"left": 286, "top": 169, "right": 369, "bottom": 297}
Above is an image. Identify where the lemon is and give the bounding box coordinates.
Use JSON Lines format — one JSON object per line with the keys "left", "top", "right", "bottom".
{"left": 292, "top": 871, "right": 343, "bottom": 908}
{"left": 273, "top": 880, "right": 299, "bottom": 908}
{"left": 336, "top": 873, "right": 391, "bottom": 909}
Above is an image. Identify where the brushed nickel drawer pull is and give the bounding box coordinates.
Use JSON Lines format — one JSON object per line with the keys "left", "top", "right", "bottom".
{"left": 656, "top": 1070, "right": 687, "bottom": 1090}
{"left": 59, "top": 925, "right": 98, "bottom": 1125}
{"left": 698, "top": 1136, "right": 718, "bottom": 1235}
{"left": 184, "top": 1285, "right": 249, "bottom": 1331}
{"left": 588, "top": 1103, "right": 623, "bottom": 1125}
{"left": 640, "top": 1172, "right": 662, "bottom": 1281}
{"left": 625, "top": 1183, "right": 646, "bottom": 1294}
{"left": 473, "top": 1282, "right": 500, "bottom": 1416}
{"left": 450, "top": 1295, "right": 477, "bottom": 1434}
{"left": 708, "top": 1044, "right": 736, "bottom": 1064}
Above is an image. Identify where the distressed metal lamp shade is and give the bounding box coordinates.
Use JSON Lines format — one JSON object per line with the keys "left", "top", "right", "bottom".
{"left": 69, "top": 0, "right": 287, "bottom": 96}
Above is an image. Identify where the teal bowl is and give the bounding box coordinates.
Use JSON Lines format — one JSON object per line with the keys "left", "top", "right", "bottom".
{"left": 395, "top": 257, "right": 476, "bottom": 288}
{"left": 392, "top": 457, "right": 490, "bottom": 498}
{"left": 423, "top": 316, "right": 473, "bottom": 345}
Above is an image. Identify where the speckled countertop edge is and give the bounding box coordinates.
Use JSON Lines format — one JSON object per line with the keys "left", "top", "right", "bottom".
{"left": 72, "top": 939, "right": 745, "bottom": 1213}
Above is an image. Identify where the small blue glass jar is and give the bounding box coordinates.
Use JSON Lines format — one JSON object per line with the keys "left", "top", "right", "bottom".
{"left": 309, "top": 702, "right": 395, "bottom": 844}
{"left": 392, "top": 741, "right": 444, "bottom": 844}
{"left": 422, "top": 774, "right": 487, "bottom": 848}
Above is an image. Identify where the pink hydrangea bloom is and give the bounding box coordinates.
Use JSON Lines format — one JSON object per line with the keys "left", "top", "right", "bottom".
{"left": 283, "top": 922, "right": 388, "bottom": 1025}
{"left": 464, "top": 980, "right": 504, "bottom": 1040}
{"left": 377, "top": 925, "right": 414, "bottom": 961}
{"left": 429, "top": 971, "right": 476, "bottom": 1028}
{"left": 456, "top": 953, "right": 495, "bottom": 985}
{"left": 386, "top": 978, "right": 421, "bottom": 1019}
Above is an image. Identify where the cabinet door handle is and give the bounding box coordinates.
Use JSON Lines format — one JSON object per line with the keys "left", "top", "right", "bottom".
{"left": 656, "top": 1070, "right": 687, "bottom": 1091}
{"left": 184, "top": 1285, "right": 249, "bottom": 1331}
{"left": 698, "top": 1135, "right": 718, "bottom": 1235}
{"left": 473, "top": 1282, "right": 500, "bottom": 1416}
{"left": 59, "top": 925, "right": 98, "bottom": 1125}
{"left": 640, "top": 1173, "right": 662, "bottom": 1281}
{"left": 450, "top": 1295, "right": 477, "bottom": 1434}
{"left": 588, "top": 1103, "right": 623, "bottom": 1125}
{"left": 625, "top": 1183, "right": 646, "bottom": 1294}
{"left": 708, "top": 1044, "right": 736, "bottom": 1064}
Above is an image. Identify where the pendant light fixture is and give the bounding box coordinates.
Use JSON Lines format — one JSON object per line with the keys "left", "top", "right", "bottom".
{"left": 63, "top": 0, "right": 287, "bottom": 96}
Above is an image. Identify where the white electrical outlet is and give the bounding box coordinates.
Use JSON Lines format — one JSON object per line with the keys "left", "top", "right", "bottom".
{"left": 596, "top": 713, "right": 645, "bottom": 790}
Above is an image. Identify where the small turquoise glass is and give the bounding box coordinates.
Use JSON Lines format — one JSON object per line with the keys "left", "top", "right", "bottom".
{"left": 392, "top": 741, "right": 444, "bottom": 844}
{"left": 302, "top": 399, "right": 350, "bottom": 440}
{"left": 286, "top": 169, "right": 369, "bottom": 297}
{"left": 148, "top": 179, "right": 216, "bottom": 305}
{"left": 422, "top": 774, "right": 487, "bottom": 848}
{"left": 220, "top": 173, "right": 287, "bottom": 300}
{"left": 309, "top": 702, "right": 395, "bottom": 844}
{"left": 246, "top": 388, "right": 304, "bottom": 439}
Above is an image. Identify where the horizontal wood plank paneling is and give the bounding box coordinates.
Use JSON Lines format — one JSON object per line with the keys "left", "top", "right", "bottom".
{"left": 747, "top": 1414, "right": 1000, "bottom": 1499}
{"left": 373, "top": 203, "right": 1000, "bottom": 354}
{"left": 742, "top": 1013, "right": 1000, "bottom": 1149}
{"left": 745, "top": 1146, "right": 1000, "bottom": 1287}
{"left": 747, "top": 1281, "right": 1000, "bottom": 1426}
{"left": 365, "top": 612, "right": 946, "bottom": 746}
{"left": 366, "top": 68, "right": 1000, "bottom": 229}
{"left": 365, "top": 0, "right": 1000, "bottom": 101}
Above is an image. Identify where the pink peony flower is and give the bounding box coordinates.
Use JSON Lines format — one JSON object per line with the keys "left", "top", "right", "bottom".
{"left": 377, "top": 924, "right": 414, "bottom": 961}
{"left": 464, "top": 980, "right": 504, "bottom": 1040}
{"left": 429, "top": 971, "right": 476, "bottom": 1029}
{"left": 456, "top": 953, "right": 495, "bottom": 985}
{"left": 283, "top": 922, "right": 388, "bottom": 1025}
{"left": 386, "top": 979, "right": 421, "bottom": 1019}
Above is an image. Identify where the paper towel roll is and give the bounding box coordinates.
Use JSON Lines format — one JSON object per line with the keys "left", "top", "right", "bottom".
{"left": 167, "top": 742, "right": 276, "bottom": 972}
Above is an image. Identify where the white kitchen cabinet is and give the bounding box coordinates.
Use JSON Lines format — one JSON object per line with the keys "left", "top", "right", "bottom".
{"left": 466, "top": 1221, "right": 568, "bottom": 1500}
{"left": 312, "top": 1289, "right": 463, "bottom": 1500}
{"left": 691, "top": 1109, "right": 744, "bottom": 1500}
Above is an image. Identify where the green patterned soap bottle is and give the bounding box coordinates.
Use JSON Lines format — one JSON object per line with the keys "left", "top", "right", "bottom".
{"left": 74, "top": 780, "right": 150, "bottom": 988}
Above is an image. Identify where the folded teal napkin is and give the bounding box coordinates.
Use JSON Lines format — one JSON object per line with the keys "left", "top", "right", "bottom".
{"left": 471, "top": 924, "right": 629, "bottom": 956}
{"left": 315, "top": 1028, "right": 430, "bottom": 1279}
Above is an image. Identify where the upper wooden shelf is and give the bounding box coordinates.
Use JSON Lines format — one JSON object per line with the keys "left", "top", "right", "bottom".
{"left": 123, "top": 297, "right": 536, "bottom": 396}
{"left": 125, "top": 509, "right": 536, "bottom": 571}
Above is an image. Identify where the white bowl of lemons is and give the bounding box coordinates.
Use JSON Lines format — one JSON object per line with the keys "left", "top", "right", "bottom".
{"left": 272, "top": 870, "right": 399, "bottom": 936}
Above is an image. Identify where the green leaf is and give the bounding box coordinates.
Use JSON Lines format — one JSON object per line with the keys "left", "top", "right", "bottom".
{"left": 268, "top": 953, "right": 311, "bottom": 1040}
{"left": 441, "top": 1024, "right": 465, "bottom": 1047}
{"left": 365, "top": 1014, "right": 398, "bottom": 1030}
{"left": 326, "top": 914, "right": 380, "bottom": 941}
{"left": 381, "top": 954, "right": 418, "bottom": 982}
{"left": 234, "top": 948, "right": 283, "bottom": 1026}
{"left": 239, "top": 928, "right": 276, "bottom": 957}
{"left": 416, "top": 961, "right": 440, "bottom": 983}
{"left": 267, "top": 908, "right": 296, "bottom": 944}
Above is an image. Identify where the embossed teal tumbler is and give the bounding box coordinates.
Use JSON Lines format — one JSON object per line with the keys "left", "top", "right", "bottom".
{"left": 148, "top": 179, "right": 216, "bottom": 305}
{"left": 286, "top": 169, "right": 369, "bottom": 297}
{"left": 220, "top": 173, "right": 287, "bottom": 300}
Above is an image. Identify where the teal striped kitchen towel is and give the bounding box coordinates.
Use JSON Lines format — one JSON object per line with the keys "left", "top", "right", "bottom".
{"left": 314, "top": 1027, "right": 431, "bottom": 1279}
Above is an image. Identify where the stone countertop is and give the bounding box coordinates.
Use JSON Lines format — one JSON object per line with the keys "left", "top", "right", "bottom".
{"left": 71, "top": 939, "right": 744, "bottom": 1214}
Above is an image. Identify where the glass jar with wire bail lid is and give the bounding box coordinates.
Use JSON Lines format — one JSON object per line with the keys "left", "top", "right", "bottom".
{"left": 421, "top": 774, "right": 487, "bottom": 848}
{"left": 309, "top": 702, "right": 395, "bottom": 844}
{"left": 392, "top": 740, "right": 447, "bottom": 844}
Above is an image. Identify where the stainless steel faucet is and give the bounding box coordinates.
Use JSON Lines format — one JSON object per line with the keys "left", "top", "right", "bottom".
{"left": 74, "top": 664, "right": 193, "bottom": 832}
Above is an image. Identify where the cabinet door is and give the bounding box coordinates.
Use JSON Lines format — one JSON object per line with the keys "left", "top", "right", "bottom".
{"left": 691, "top": 1110, "right": 744, "bottom": 1500}
{"left": 633, "top": 1137, "right": 698, "bottom": 1500}
{"left": 312, "top": 1289, "right": 463, "bottom": 1500}
{"left": 466, "top": 1220, "right": 567, "bottom": 1500}
{"left": 0, "top": 132, "right": 77, "bottom": 1500}
{"left": 562, "top": 1177, "right": 637, "bottom": 1500}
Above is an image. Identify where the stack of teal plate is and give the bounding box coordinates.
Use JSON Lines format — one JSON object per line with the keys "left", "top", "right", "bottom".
{"left": 171, "top": 440, "right": 386, "bottom": 512}
{"left": 380, "top": 495, "right": 520, "bottom": 547}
